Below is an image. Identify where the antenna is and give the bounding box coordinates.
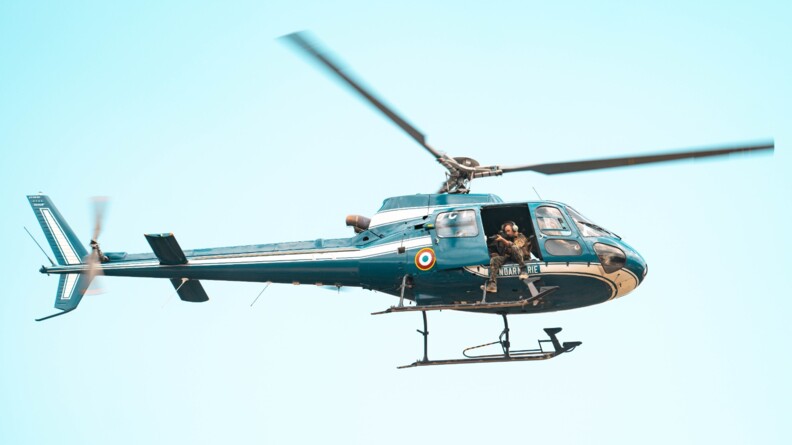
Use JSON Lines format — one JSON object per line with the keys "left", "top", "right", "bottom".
{"left": 250, "top": 282, "right": 272, "bottom": 307}
{"left": 24, "top": 226, "right": 55, "bottom": 266}
{"left": 162, "top": 278, "right": 189, "bottom": 308}
{"left": 532, "top": 187, "right": 543, "bottom": 201}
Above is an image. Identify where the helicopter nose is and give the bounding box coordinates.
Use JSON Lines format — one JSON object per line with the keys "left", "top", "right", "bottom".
{"left": 628, "top": 250, "right": 648, "bottom": 284}
{"left": 612, "top": 239, "right": 647, "bottom": 285}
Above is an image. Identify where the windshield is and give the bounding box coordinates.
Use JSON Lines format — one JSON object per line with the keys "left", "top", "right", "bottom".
{"left": 566, "top": 207, "right": 616, "bottom": 238}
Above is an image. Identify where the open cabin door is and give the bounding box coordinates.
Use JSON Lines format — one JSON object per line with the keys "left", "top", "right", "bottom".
{"left": 429, "top": 208, "right": 490, "bottom": 270}
{"left": 480, "top": 203, "right": 541, "bottom": 261}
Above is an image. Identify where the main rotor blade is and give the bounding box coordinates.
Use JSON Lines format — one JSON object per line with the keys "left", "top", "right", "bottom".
{"left": 499, "top": 141, "right": 774, "bottom": 175}
{"left": 281, "top": 31, "right": 445, "bottom": 160}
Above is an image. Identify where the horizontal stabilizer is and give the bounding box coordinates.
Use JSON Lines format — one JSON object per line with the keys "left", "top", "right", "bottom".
{"left": 147, "top": 234, "right": 209, "bottom": 302}
{"left": 171, "top": 278, "right": 209, "bottom": 303}
{"left": 145, "top": 233, "right": 188, "bottom": 265}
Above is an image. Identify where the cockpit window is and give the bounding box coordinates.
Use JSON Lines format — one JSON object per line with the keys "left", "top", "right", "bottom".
{"left": 535, "top": 206, "right": 571, "bottom": 236}
{"left": 566, "top": 207, "right": 615, "bottom": 238}
{"left": 436, "top": 210, "right": 479, "bottom": 238}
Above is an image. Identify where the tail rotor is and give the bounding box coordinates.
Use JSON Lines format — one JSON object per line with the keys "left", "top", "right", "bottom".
{"left": 85, "top": 197, "right": 109, "bottom": 293}
{"left": 27, "top": 194, "right": 111, "bottom": 320}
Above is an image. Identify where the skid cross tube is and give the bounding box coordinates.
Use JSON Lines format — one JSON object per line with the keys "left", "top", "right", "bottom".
{"left": 500, "top": 313, "right": 510, "bottom": 356}
{"left": 418, "top": 311, "right": 429, "bottom": 362}
{"left": 398, "top": 275, "right": 407, "bottom": 308}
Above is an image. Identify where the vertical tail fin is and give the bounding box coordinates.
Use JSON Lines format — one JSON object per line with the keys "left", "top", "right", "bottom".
{"left": 28, "top": 195, "right": 92, "bottom": 320}
{"left": 53, "top": 273, "right": 92, "bottom": 310}
{"left": 27, "top": 195, "right": 88, "bottom": 265}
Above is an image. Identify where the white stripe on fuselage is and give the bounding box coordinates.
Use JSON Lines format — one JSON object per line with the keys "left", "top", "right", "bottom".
{"left": 58, "top": 236, "right": 434, "bottom": 271}
{"left": 189, "top": 236, "right": 432, "bottom": 265}
{"left": 369, "top": 205, "right": 457, "bottom": 228}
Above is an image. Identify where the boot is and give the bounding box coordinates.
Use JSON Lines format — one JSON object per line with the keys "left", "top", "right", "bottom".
{"left": 519, "top": 267, "right": 529, "bottom": 281}
{"left": 485, "top": 280, "right": 498, "bottom": 293}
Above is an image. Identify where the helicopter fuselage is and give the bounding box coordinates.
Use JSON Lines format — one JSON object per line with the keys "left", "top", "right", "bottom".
{"left": 39, "top": 193, "right": 648, "bottom": 315}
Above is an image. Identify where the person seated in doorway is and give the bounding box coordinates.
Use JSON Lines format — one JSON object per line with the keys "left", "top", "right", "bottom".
{"left": 484, "top": 221, "right": 532, "bottom": 293}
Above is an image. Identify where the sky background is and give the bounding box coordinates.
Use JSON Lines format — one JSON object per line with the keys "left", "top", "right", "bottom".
{"left": 1, "top": 1, "right": 790, "bottom": 444}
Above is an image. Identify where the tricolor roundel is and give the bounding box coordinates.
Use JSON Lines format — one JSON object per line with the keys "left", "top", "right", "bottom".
{"left": 414, "top": 247, "right": 436, "bottom": 271}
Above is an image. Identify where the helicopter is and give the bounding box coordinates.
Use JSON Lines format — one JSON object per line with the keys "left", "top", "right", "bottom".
{"left": 26, "top": 31, "right": 773, "bottom": 368}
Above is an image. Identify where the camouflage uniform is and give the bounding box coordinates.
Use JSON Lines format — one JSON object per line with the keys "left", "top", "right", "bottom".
{"left": 488, "top": 233, "right": 531, "bottom": 283}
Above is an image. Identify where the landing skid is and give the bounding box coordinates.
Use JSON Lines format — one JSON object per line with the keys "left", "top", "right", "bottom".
{"left": 373, "top": 277, "right": 577, "bottom": 368}
{"left": 387, "top": 311, "right": 581, "bottom": 369}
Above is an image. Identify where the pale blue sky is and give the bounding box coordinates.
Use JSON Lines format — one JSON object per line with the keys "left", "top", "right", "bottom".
{"left": 2, "top": 1, "right": 790, "bottom": 444}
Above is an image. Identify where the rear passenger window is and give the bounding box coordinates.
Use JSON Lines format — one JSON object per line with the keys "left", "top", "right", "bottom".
{"left": 436, "top": 210, "right": 479, "bottom": 238}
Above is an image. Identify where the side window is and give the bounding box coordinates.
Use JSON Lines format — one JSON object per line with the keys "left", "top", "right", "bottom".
{"left": 535, "top": 206, "right": 571, "bottom": 236}
{"left": 436, "top": 210, "right": 479, "bottom": 238}
{"left": 545, "top": 239, "right": 583, "bottom": 256}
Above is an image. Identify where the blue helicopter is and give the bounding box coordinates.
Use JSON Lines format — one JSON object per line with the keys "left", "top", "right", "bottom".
{"left": 27, "top": 32, "right": 773, "bottom": 368}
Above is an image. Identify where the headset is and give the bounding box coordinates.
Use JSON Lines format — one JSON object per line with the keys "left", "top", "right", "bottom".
{"left": 501, "top": 221, "right": 519, "bottom": 233}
